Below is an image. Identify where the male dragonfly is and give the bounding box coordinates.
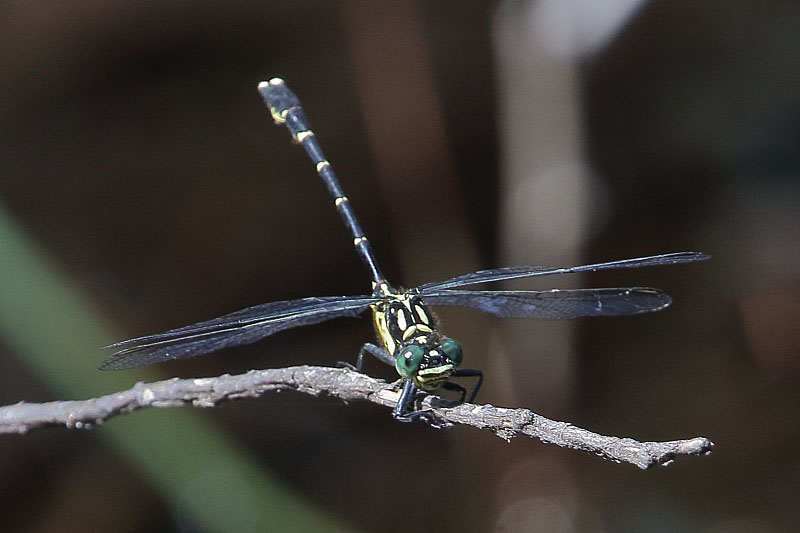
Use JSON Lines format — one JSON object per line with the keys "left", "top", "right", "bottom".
{"left": 100, "top": 78, "right": 708, "bottom": 421}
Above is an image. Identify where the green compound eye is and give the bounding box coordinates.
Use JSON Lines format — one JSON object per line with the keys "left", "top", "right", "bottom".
{"left": 395, "top": 345, "right": 425, "bottom": 378}
{"left": 441, "top": 338, "right": 463, "bottom": 365}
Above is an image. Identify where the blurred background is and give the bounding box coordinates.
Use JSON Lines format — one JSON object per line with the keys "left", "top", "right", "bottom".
{"left": 1, "top": 1, "right": 798, "bottom": 531}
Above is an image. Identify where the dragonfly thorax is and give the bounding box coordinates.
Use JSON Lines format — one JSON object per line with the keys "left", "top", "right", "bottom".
{"left": 373, "top": 294, "right": 435, "bottom": 355}
{"left": 370, "top": 293, "right": 464, "bottom": 390}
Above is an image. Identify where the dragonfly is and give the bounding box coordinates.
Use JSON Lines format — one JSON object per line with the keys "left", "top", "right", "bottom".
{"left": 100, "top": 78, "right": 709, "bottom": 421}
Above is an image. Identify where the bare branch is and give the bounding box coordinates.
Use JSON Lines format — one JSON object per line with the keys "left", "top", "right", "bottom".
{"left": 0, "top": 366, "right": 712, "bottom": 468}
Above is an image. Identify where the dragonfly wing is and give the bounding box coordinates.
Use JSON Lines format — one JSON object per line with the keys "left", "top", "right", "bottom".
{"left": 421, "top": 288, "right": 672, "bottom": 318}
{"left": 99, "top": 296, "right": 378, "bottom": 370}
{"left": 106, "top": 296, "right": 377, "bottom": 348}
{"left": 417, "top": 251, "right": 709, "bottom": 291}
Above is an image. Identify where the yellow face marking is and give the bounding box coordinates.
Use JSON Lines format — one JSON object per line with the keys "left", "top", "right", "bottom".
{"left": 416, "top": 364, "right": 455, "bottom": 388}
{"left": 418, "top": 365, "right": 452, "bottom": 377}
{"left": 296, "top": 130, "right": 314, "bottom": 142}
{"left": 354, "top": 237, "right": 367, "bottom": 246}
{"left": 334, "top": 196, "right": 348, "bottom": 206}
{"left": 316, "top": 160, "right": 330, "bottom": 173}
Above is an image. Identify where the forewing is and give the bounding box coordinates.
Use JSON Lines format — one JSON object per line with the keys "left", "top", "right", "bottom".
{"left": 99, "top": 296, "right": 377, "bottom": 370}
{"left": 418, "top": 252, "right": 708, "bottom": 291}
{"left": 421, "top": 288, "right": 672, "bottom": 319}
{"left": 106, "top": 296, "right": 377, "bottom": 349}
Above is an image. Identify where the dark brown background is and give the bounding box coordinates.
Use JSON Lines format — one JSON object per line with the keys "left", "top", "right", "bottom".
{"left": 1, "top": 1, "right": 798, "bottom": 531}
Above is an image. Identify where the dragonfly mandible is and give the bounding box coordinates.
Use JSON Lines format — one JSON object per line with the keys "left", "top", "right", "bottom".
{"left": 100, "top": 78, "right": 709, "bottom": 421}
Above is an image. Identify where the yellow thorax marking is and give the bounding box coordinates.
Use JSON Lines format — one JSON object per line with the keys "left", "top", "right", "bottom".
{"left": 402, "top": 324, "right": 432, "bottom": 340}
{"left": 372, "top": 303, "right": 395, "bottom": 354}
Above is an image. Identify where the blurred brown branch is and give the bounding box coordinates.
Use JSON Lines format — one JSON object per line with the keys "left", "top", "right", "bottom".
{"left": 0, "top": 365, "right": 712, "bottom": 468}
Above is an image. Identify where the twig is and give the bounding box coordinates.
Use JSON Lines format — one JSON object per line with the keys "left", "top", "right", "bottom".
{"left": 0, "top": 365, "right": 712, "bottom": 468}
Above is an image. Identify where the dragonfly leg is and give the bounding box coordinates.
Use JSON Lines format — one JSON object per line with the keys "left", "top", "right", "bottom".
{"left": 392, "top": 380, "right": 451, "bottom": 427}
{"left": 451, "top": 368, "right": 483, "bottom": 403}
{"left": 392, "top": 379, "right": 424, "bottom": 422}
{"left": 439, "top": 381, "right": 467, "bottom": 403}
{"left": 337, "top": 342, "right": 394, "bottom": 372}
{"left": 361, "top": 343, "right": 395, "bottom": 366}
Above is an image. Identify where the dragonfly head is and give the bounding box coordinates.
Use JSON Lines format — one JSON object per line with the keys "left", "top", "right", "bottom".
{"left": 394, "top": 337, "right": 464, "bottom": 390}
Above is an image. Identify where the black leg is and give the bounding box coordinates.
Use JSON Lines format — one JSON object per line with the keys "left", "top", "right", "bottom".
{"left": 337, "top": 342, "right": 394, "bottom": 371}
{"left": 451, "top": 368, "right": 483, "bottom": 402}
{"left": 394, "top": 369, "right": 483, "bottom": 422}
{"left": 393, "top": 379, "right": 453, "bottom": 425}
{"left": 439, "top": 381, "right": 468, "bottom": 403}
{"left": 392, "top": 379, "right": 419, "bottom": 421}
